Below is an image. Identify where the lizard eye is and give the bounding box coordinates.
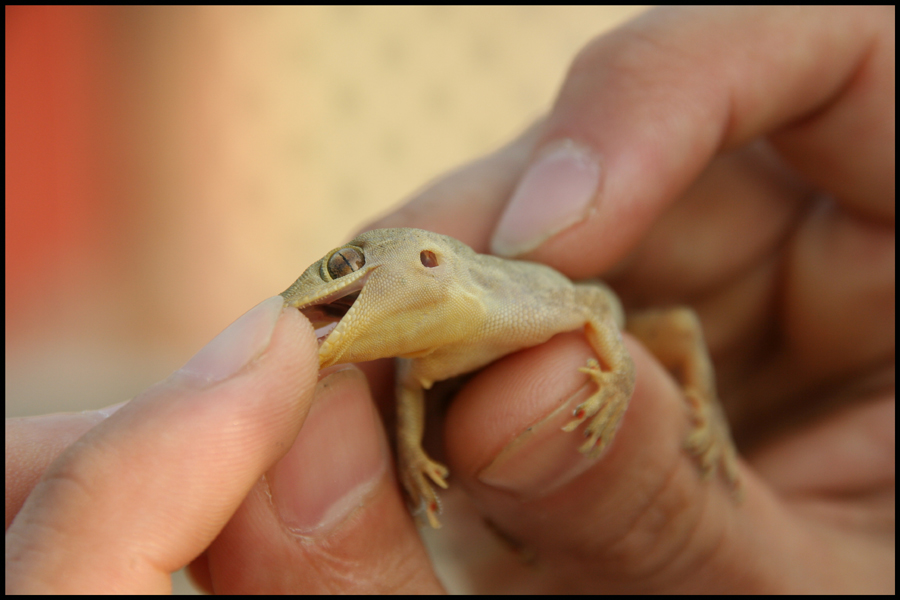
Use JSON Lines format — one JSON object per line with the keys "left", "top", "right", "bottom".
{"left": 327, "top": 246, "right": 365, "bottom": 279}
{"left": 420, "top": 250, "right": 438, "bottom": 268}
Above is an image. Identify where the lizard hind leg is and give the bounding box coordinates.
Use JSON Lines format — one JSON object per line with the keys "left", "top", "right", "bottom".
{"left": 626, "top": 307, "right": 741, "bottom": 496}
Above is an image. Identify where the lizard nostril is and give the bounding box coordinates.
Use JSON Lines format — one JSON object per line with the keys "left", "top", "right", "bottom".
{"left": 420, "top": 250, "right": 439, "bottom": 268}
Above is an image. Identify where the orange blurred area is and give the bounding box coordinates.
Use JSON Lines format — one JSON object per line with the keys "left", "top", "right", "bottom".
{"left": 7, "top": 6, "right": 120, "bottom": 333}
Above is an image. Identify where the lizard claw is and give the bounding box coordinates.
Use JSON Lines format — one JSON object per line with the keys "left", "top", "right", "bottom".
{"left": 425, "top": 460, "right": 449, "bottom": 489}
{"left": 682, "top": 387, "right": 742, "bottom": 499}
{"left": 399, "top": 449, "right": 449, "bottom": 528}
{"left": 411, "top": 494, "right": 444, "bottom": 529}
{"left": 563, "top": 358, "right": 631, "bottom": 457}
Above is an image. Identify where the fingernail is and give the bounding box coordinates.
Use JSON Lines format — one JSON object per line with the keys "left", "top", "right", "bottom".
{"left": 491, "top": 140, "right": 601, "bottom": 257}
{"left": 268, "top": 369, "right": 388, "bottom": 535}
{"left": 178, "top": 295, "right": 285, "bottom": 386}
{"left": 478, "top": 381, "right": 599, "bottom": 499}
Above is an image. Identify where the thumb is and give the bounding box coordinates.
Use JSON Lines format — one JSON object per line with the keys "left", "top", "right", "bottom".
{"left": 5, "top": 296, "right": 320, "bottom": 593}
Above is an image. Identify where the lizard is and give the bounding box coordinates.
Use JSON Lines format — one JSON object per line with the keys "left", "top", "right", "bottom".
{"left": 281, "top": 227, "right": 739, "bottom": 528}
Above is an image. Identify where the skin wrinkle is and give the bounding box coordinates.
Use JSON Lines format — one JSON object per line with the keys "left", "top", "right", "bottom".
{"left": 726, "top": 10, "right": 841, "bottom": 144}
{"left": 787, "top": 34, "right": 872, "bottom": 134}
{"left": 666, "top": 494, "right": 729, "bottom": 592}
{"left": 604, "top": 486, "right": 721, "bottom": 593}
{"left": 545, "top": 453, "right": 712, "bottom": 594}
{"left": 282, "top": 526, "right": 367, "bottom": 594}
{"left": 597, "top": 455, "right": 698, "bottom": 582}
{"left": 32, "top": 450, "right": 105, "bottom": 536}
{"left": 316, "top": 533, "right": 420, "bottom": 594}
{"left": 554, "top": 434, "right": 688, "bottom": 582}
{"left": 4, "top": 519, "right": 62, "bottom": 591}
{"left": 283, "top": 486, "right": 431, "bottom": 594}
{"left": 377, "top": 542, "right": 435, "bottom": 594}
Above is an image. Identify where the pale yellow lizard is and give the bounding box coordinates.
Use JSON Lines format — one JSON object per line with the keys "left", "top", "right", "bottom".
{"left": 281, "top": 228, "right": 738, "bottom": 528}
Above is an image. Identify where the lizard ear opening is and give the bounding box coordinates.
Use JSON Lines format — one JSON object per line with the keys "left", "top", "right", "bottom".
{"left": 420, "top": 250, "right": 439, "bottom": 268}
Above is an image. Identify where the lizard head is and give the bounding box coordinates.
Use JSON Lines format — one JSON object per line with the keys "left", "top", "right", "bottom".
{"left": 281, "top": 228, "right": 483, "bottom": 367}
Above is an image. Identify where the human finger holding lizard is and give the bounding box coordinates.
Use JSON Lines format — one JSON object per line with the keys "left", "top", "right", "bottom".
{"left": 371, "top": 6, "right": 894, "bottom": 594}
{"left": 6, "top": 298, "right": 445, "bottom": 593}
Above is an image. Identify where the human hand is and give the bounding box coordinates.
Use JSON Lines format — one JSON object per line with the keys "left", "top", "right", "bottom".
{"left": 5, "top": 296, "right": 444, "bottom": 593}
{"left": 371, "top": 6, "right": 894, "bottom": 593}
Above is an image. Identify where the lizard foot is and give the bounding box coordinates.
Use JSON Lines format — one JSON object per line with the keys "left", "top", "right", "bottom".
{"left": 683, "top": 387, "right": 742, "bottom": 498}
{"left": 398, "top": 449, "right": 449, "bottom": 529}
{"left": 562, "top": 358, "right": 632, "bottom": 459}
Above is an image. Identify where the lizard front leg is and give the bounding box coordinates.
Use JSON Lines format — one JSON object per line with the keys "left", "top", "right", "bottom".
{"left": 395, "top": 358, "right": 449, "bottom": 528}
{"left": 563, "top": 315, "right": 637, "bottom": 458}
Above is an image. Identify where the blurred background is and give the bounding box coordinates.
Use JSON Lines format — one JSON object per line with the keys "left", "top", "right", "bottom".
{"left": 7, "top": 5, "right": 648, "bottom": 417}
{"left": 7, "top": 5, "right": 647, "bottom": 591}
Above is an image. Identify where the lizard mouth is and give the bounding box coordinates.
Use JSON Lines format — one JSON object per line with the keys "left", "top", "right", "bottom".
{"left": 296, "top": 272, "right": 371, "bottom": 344}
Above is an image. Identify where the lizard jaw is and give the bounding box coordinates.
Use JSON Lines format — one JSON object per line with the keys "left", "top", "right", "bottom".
{"left": 291, "top": 270, "right": 374, "bottom": 345}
